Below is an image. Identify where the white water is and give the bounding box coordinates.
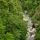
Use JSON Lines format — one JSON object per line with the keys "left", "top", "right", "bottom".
{"left": 23, "top": 11, "right": 36, "bottom": 40}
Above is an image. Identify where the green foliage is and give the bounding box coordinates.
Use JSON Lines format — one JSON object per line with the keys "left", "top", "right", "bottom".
{"left": 31, "top": 5, "right": 40, "bottom": 40}
{"left": 20, "top": 0, "right": 40, "bottom": 10}
{"left": 0, "top": 0, "right": 27, "bottom": 40}
{"left": 20, "top": 0, "right": 40, "bottom": 17}
{"left": 20, "top": 0, "right": 40, "bottom": 40}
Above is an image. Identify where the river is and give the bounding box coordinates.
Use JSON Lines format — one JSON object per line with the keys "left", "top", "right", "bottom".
{"left": 23, "top": 11, "right": 36, "bottom": 40}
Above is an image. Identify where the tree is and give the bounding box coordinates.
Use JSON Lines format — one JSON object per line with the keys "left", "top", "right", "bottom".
{"left": 0, "top": 0, "right": 27, "bottom": 40}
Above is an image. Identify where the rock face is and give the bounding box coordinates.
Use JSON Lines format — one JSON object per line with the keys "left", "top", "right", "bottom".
{"left": 23, "top": 11, "right": 36, "bottom": 40}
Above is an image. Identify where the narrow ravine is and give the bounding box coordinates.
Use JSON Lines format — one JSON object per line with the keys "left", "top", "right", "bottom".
{"left": 23, "top": 11, "right": 36, "bottom": 40}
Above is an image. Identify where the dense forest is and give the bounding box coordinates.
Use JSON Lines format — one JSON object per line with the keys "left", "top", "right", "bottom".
{"left": 0, "top": 0, "right": 40, "bottom": 40}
